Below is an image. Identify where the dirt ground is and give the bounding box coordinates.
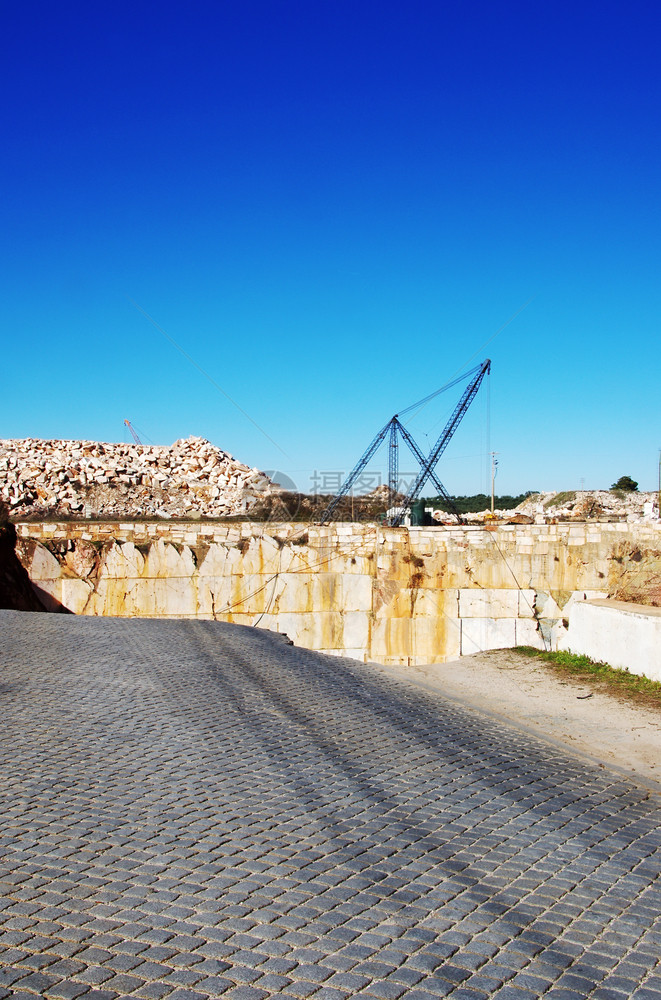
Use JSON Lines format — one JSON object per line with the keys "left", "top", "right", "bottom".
{"left": 377, "top": 649, "right": 661, "bottom": 794}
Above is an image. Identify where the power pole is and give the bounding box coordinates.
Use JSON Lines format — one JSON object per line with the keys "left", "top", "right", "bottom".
{"left": 490, "top": 452, "right": 499, "bottom": 514}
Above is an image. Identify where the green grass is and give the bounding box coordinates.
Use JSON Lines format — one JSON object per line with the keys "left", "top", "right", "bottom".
{"left": 543, "top": 491, "right": 576, "bottom": 507}
{"left": 515, "top": 646, "right": 661, "bottom": 708}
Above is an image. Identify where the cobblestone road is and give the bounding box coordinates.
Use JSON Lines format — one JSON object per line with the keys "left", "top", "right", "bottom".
{"left": 1, "top": 611, "right": 661, "bottom": 1000}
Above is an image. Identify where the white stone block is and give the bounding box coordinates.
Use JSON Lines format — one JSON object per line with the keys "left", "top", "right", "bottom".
{"left": 515, "top": 618, "right": 545, "bottom": 649}
{"left": 342, "top": 611, "right": 369, "bottom": 651}
{"left": 342, "top": 574, "right": 372, "bottom": 612}
{"left": 460, "top": 617, "right": 517, "bottom": 655}
{"left": 276, "top": 574, "right": 312, "bottom": 613}
{"left": 459, "top": 589, "right": 519, "bottom": 618}
{"left": 32, "top": 579, "right": 64, "bottom": 612}
{"left": 60, "top": 578, "right": 94, "bottom": 615}
{"left": 561, "top": 589, "right": 609, "bottom": 613}
{"left": 411, "top": 616, "right": 461, "bottom": 662}
{"left": 29, "top": 544, "right": 62, "bottom": 581}
{"left": 566, "top": 600, "right": 661, "bottom": 683}
{"left": 339, "top": 648, "right": 368, "bottom": 662}
{"left": 535, "top": 591, "right": 562, "bottom": 618}
{"left": 517, "top": 589, "right": 537, "bottom": 618}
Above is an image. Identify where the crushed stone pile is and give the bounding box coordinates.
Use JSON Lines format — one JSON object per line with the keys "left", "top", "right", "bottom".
{"left": 0, "top": 437, "right": 275, "bottom": 519}
{"left": 444, "top": 490, "right": 659, "bottom": 525}
{"left": 512, "top": 489, "right": 658, "bottom": 523}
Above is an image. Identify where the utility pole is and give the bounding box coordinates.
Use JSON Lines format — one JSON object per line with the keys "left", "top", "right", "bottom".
{"left": 490, "top": 452, "right": 499, "bottom": 514}
{"left": 658, "top": 449, "right": 660, "bottom": 519}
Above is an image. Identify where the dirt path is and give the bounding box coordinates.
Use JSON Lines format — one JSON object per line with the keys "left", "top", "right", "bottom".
{"left": 377, "top": 649, "right": 661, "bottom": 793}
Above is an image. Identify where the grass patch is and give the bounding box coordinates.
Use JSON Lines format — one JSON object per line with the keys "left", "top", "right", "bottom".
{"left": 543, "top": 491, "right": 576, "bottom": 508}
{"left": 515, "top": 646, "right": 661, "bottom": 709}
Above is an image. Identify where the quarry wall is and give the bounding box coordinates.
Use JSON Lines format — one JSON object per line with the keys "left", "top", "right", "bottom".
{"left": 14, "top": 520, "right": 661, "bottom": 665}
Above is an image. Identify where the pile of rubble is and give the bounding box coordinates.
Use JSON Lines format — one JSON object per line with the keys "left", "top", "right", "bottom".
{"left": 0, "top": 437, "right": 275, "bottom": 519}
{"left": 461, "top": 490, "right": 659, "bottom": 524}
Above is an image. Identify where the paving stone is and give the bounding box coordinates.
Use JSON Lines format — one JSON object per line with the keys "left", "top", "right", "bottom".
{"left": 14, "top": 970, "right": 64, "bottom": 993}
{"left": 2, "top": 613, "right": 661, "bottom": 1000}
{"left": 75, "top": 966, "right": 116, "bottom": 985}
{"left": 0, "top": 968, "right": 28, "bottom": 988}
{"left": 132, "top": 984, "right": 175, "bottom": 999}
{"left": 313, "top": 989, "right": 351, "bottom": 1000}
{"left": 225, "top": 988, "right": 270, "bottom": 1000}
{"left": 46, "top": 984, "right": 92, "bottom": 1000}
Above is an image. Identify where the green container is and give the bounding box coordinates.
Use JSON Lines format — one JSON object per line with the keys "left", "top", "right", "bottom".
{"left": 410, "top": 499, "right": 426, "bottom": 526}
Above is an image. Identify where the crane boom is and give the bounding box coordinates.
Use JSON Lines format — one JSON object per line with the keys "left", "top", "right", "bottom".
{"left": 391, "top": 359, "right": 491, "bottom": 527}
{"left": 124, "top": 419, "right": 143, "bottom": 445}
{"left": 318, "top": 360, "right": 490, "bottom": 526}
{"left": 319, "top": 419, "right": 393, "bottom": 524}
{"left": 393, "top": 418, "right": 463, "bottom": 522}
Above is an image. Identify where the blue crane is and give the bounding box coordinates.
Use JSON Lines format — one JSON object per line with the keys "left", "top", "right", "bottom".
{"left": 319, "top": 360, "right": 491, "bottom": 526}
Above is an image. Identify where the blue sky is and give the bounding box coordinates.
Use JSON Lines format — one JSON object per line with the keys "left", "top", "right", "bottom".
{"left": 2, "top": 1, "right": 659, "bottom": 495}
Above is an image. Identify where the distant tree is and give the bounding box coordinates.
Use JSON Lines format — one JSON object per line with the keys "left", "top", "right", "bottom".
{"left": 610, "top": 476, "right": 638, "bottom": 492}
{"left": 424, "top": 491, "right": 536, "bottom": 514}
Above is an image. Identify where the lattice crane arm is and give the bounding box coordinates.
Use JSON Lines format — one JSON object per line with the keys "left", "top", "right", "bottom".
{"left": 393, "top": 419, "right": 463, "bottom": 523}
{"left": 319, "top": 418, "right": 394, "bottom": 525}
{"left": 124, "top": 419, "right": 142, "bottom": 445}
{"left": 391, "top": 359, "right": 491, "bottom": 527}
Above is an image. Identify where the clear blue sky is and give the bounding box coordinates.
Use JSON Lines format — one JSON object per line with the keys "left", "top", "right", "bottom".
{"left": 2, "top": 1, "right": 659, "bottom": 495}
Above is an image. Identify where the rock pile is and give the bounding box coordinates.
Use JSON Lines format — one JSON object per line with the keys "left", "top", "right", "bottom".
{"left": 0, "top": 437, "right": 275, "bottom": 519}
{"left": 513, "top": 490, "right": 658, "bottom": 523}
{"left": 427, "top": 490, "right": 659, "bottom": 525}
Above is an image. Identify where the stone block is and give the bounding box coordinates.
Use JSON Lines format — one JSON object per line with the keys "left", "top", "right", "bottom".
{"left": 32, "top": 579, "right": 64, "bottom": 612}
{"left": 561, "top": 589, "right": 609, "bottom": 614}
{"left": 370, "top": 617, "right": 412, "bottom": 662}
{"left": 460, "top": 617, "right": 517, "bottom": 655}
{"left": 29, "top": 543, "right": 62, "bottom": 582}
{"left": 535, "top": 591, "right": 563, "bottom": 619}
{"left": 459, "top": 589, "right": 519, "bottom": 618}
{"left": 60, "top": 578, "right": 94, "bottom": 615}
{"left": 276, "top": 611, "right": 344, "bottom": 651}
{"left": 515, "top": 618, "right": 545, "bottom": 649}
{"left": 342, "top": 574, "right": 372, "bottom": 612}
{"left": 342, "top": 611, "right": 369, "bottom": 651}
{"left": 340, "top": 648, "right": 368, "bottom": 662}
{"left": 518, "top": 589, "right": 537, "bottom": 618}
{"left": 275, "top": 573, "right": 313, "bottom": 614}
{"left": 566, "top": 599, "right": 661, "bottom": 682}
{"left": 101, "top": 541, "right": 145, "bottom": 579}
{"left": 198, "top": 542, "right": 230, "bottom": 577}
{"left": 411, "top": 616, "right": 461, "bottom": 663}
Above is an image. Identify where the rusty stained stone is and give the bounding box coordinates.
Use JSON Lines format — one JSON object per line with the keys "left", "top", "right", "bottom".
{"left": 13, "top": 519, "right": 661, "bottom": 663}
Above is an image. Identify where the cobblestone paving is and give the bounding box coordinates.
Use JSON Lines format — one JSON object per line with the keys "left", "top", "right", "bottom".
{"left": 1, "top": 610, "right": 661, "bottom": 1000}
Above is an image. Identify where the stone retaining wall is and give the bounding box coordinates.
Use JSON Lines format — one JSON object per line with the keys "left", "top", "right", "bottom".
{"left": 14, "top": 520, "right": 661, "bottom": 665}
